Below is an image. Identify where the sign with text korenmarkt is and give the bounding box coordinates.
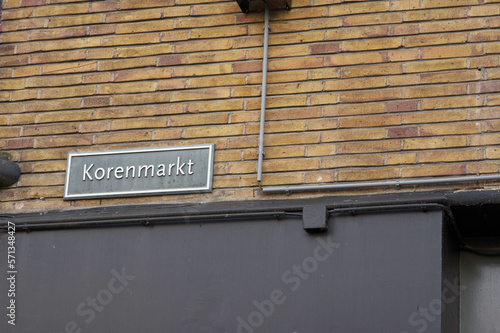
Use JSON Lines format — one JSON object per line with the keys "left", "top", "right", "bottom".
{"left": 64, "top": 145, "right": 214, "bottom": 200}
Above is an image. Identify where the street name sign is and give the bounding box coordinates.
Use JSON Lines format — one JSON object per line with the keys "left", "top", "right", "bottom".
{"left": 64, "top": 145, "right": 214, "bottom": 200}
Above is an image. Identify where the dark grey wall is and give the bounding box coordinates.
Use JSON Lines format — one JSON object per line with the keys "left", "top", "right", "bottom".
{"left": 1, "top": 209, "right": 449, "bottom": 333}
{"left": 460, "top": 252, "right": 500, "bottom": 333}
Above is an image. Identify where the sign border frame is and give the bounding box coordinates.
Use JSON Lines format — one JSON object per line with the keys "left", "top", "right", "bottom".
{"left": 63, "top": 144, "right": 215, "bottom": 200}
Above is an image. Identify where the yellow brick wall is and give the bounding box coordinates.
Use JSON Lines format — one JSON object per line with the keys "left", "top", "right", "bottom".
{"left": 1, "top": 0, "right": 500, "bottom": 212}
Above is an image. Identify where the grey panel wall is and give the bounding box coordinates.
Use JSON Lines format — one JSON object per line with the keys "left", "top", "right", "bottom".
{"left": 460, "top": 252, "right": 500, "bottom": 333}
{"left": 0, "top": 209, "right": 452, "bottom": 333}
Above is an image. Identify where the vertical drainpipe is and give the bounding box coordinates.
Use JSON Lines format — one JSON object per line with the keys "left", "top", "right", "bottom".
{"left": 257, "top": 1, "right": 270, "bottom": 188}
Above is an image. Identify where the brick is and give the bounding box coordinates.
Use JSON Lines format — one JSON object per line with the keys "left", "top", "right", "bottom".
{"left": 388, "top": 50, "right": 419, "bottom": 62}
{"left": 419, "top": 149, "right": 483, "bottom": 163}
{"left": 190, "top": 50, "right": 247, "bottom": 65}
{"left": 17, "top": 174, "right": 65, "bottom": 187}
{"left": 268, "top": 57, "right": 324, "bottom": 71}
{"left": 186, "top": 100, "right": 244, "bottom": 113}
{"left": 338, "top": 168, "right": 399, "bottom": 182}
{"left": 262, "top": 159, "right": 320, "bottom": 173}
{"left": 310, "top": 42, "right": 340, "bottom": 55}
{"left": 325, "top": 103, "right": 386, "bottom": 117}
{"left": 311, "top": 17, "right": 342, "bottom": 30}
{"left": 120, "top": 0, "right": 173, "bottom": 9}
{"left": 341, "top": 63, "right": 402, "bottom": 78}
{"left": 94, "top": 131, "right": 153, "bottom": 144}
{"left": 23, "top": 123, "right": 79, "bottom": 136}
{"left": 170, "top": 113, "right": 228, "bottom": 127}
{"left": 387, "top": 153, "right": 417, "bottom": 165}
{"left": 31, "top": 50, "right": 87, "bottom": 64}
{"left": 269, "top": 31, "right": 325, "bottom": 46}
{"left": 401, "top": 164, "right": 467, "bottom": 178}
{"left": 421, "top": 96, "right": 483, "bottom": 110}
{"left": 405, "top": 59, "right": 468, "bottom": 73}
{"left": 30, "top": 26, "right": 87, "bottom": 40}
{"left": 469, "top": 162, "right": 499, "bottom": 174}
{"left": 38, "top": 110, "right": 94, "bottom": 123}
{"left": 306, "top": 144, "right": 337, "bottom": 157}
{"left": 105, "top": 9, "right": 162, "bottom": 23}
{"left": 322, "top": 155, "right": 385, "bottom": 168}
{"left": 42, "top": 61, "right": 97, "bottom": 74}
{"left": 12, "top": 89, "right": 37, "bottom": 101}
{"left": 420, "top": 44, "right": 484, "bottom": 60}
{"left": 2, "top": 8, "right": 35, "bottom": 20}
{"left": 114, "top": 68, "right": 171, "bottom": 82}
{"left": 310, "top": 93, "right": 338, "bottom": 106}
{"left": 102, "top": 33, "right": 160, "bottom": 46}
{"left": 110, "top": 117, "right": 168, "bottom": 130}
{"left": 338, "top": 140, "right": 401, "bottom": 154}
{"left": 340, "top": 114, "right": 401, "bottom": 128}
{"left": 100, "top": 57, "right": 157, "bottom": 71}
{"left": 403, "top": 111, "right": 467, "bottom": 124}
{"left": 327, "top": 26, "right": 389, "bottom": 41}
{"left": 327, "top": 52, "right": 386, "bottom": 66}
{"left": 339, "top": 89, "right": 402, "bottom": 103}
{"left": 247, "top": 120, "right": 306, "bottom": 134}
{"left": 188, "top": 76, "right": 245, "bottom": 89}
{"left": 342, "top": 37, "right": 403, "bottom": 52}
{"left": 266, "top": 132, "right": 321, "bottom": 146}
{"left": 325, "top": 77, "right": 387, "bottom": 91}
{"left": 48, "top": 14, "right": 104, "bottom": 28}
{"left": 404, "top": 84, "right": 467, "bottom": 99}
{"left": 343, "top": 13, "right": 403, "bottom": 26}
{"left": 112, "top": 92, "right": 170, "bottom": 106}
{"left": 185, "top": 125, "right": 244, "bottom": 138}
{"left": 191, "top": 26, "right": 248, "bottom": 40}
{"left": 420, "top": 122, "right": 481, "bottom": 136}
{"left": 39, "top": 85, "right": 96, "bottom": 99}
{"left": 158, "top": 54, "right": 187, "bottom": 66}
{"left": 7, "top": 138, "right": 34, "bottom": 149}
{"left": 323, "top": 128, "right": 386, "bottom": 143}
{"left": 36, "top": 135, "right": 92, "bottom": 148}
{"left": 329, "top": 2, "right": 390, "bottom": 16}
{"left": 405, "top": 33, "right": 468, "bottom": 48}
{"left": 405, "top": 8, "right": 467, "bottom": 21}
{"left": 173, "top": 64, "right": 232, "bottom": 77}
{"left": 420, "top": 19, "right": 484, "bottom": 34}
{"left": 91, "top": 1, "right": 118, "bottom": 12}
{"left": 27, "top": 75, "right": 82, "bottom": 87}
{"left": 268, "top": 81, "right": 323, "bottom": 96}
{"left": 403, "top": 136, "right": 467, "bottom": 150}
{"left": 420, "top": 70, "right": 481, "bottom": 84}
{"left": 387, "top": 100, "right": 418, "bottom": 113}
{"left": 171, "top": 88, "right": 231, "bottom": 102}
{"left": 0, "top": 79, "right": 25, "bottom": 90}
{"left": 387, "top": 126, "right": 418, "bottom": 138}
{"left": 115, "top": 44, "right": 173, "bottom": 58}
{"left": 0, "top": 55, "right": 29, "bottom": 67}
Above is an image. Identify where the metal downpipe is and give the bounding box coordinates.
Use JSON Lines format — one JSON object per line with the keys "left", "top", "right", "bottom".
{"left": 257, "top": 1, "right": 270, "bottom": 188}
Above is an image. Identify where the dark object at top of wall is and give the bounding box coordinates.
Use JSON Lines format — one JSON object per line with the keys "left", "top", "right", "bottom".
{"left": 235, "top": 0, "right": 292, "bottom": 13}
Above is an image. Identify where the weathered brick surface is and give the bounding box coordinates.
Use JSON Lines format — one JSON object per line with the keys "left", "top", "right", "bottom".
{"left": 1, "top": 0, "right": 500, "bottom": 212}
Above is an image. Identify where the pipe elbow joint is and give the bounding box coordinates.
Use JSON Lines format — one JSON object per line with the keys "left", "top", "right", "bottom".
{"left": 0, "top": 157, "right": 21, "bottom": 188}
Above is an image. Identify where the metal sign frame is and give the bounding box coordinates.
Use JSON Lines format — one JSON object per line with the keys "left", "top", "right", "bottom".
{"left": 63, "top": 144, "right": 215, "bottom": 200}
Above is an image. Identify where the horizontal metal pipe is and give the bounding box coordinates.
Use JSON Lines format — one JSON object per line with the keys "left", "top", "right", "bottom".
{"left": 262, "top": 174, "right": 500, "bottom": 194}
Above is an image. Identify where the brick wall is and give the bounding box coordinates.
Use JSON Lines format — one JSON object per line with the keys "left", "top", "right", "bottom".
{"left": 1, "top": 0, "right": 500, "bottom": 212}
